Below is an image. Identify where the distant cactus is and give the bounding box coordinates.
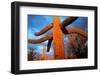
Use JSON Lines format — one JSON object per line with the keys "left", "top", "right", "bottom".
{"left": 41, "top": 46, "right": 47, "bottom": 60}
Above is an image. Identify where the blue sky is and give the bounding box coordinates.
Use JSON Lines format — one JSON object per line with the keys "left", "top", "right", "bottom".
{"left": 28, "top": 15, "right": 87, "bottom": 55}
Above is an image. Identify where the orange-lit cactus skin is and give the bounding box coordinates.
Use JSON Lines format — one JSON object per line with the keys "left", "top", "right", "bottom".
{"left": 41, "top": 46, "right": 47, "bottom": 60}
{"left": 52, "top": 16, "right": 65, "bottom": 59}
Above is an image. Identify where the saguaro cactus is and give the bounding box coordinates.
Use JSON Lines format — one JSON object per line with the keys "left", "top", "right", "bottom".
{"left": 41, "top": 46, "right": 47, "bottom": 60}
{"left": 28, "top": 16, "right": 87, "bottom": 59}
{"left": 52, "top": 16, "right": 65, "bottom": 59}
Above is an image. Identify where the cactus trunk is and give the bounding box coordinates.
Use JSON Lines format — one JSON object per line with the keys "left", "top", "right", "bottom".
{"left": 52, "top": 16, "right": 65, "bottom": 59}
